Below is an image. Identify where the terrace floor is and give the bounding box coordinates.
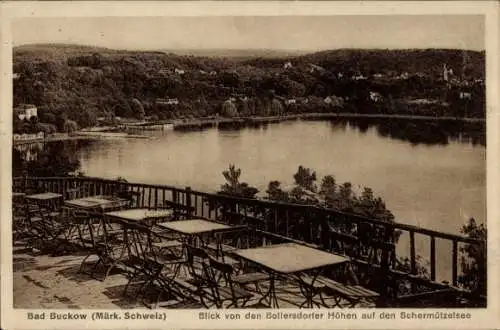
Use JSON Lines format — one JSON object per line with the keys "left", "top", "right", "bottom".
{"left": 13, "top": 239, "right": 374, "bottom": 309}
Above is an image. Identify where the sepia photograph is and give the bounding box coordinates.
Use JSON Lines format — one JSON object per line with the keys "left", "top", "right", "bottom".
{"left": 1, "top": 1, "right": 499, "bottom": 329}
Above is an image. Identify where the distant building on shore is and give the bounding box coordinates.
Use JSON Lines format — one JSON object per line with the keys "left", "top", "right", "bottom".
{"left": 459, "top": 92, "right": 472, "bottom": 100}
{"left": 156, "top": 98, "right": 179, "bottom": 105}
{"left": 324, "top": 95, "right": 344, "bottom": 107}
{"left": 369, "top": 91, "right": 383, "bottom": 103}
{"left": 309, "top": 64, "right": 326, "bottom": 74}
{"left": 443, "top": 64, "right": 453, "bottom": 82}
{"left": 352, "top": 73, "right": 367, "bottom": 80}
{"left": 14, "top": 104, "right": 38, "bottom": 120}
{"left": 174, "top": 68, "right": 185, "bottom": 75}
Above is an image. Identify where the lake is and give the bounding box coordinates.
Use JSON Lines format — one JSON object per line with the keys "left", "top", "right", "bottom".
{"left": 15, "top": 118, "right": 486, "bottom": 282}
{"left": 77, "top": 119, "right": 486, "bottom": 234}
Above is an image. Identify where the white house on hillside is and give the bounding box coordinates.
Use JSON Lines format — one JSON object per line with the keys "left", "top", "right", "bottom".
{"left": 283, "top": 62, "right": 293, "bottom": 70}
{"left": 157, "top": 98, "right": 180, "bottom": 105}
{"left": 369, "top": 91, "right": 383, "bottom": 103}
{"left": 459, "top": 92, "right": 472, "bottom": 100}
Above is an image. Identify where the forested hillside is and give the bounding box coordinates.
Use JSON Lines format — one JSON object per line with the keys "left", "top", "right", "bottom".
{"left": 13, "top": 44, "right": 485, "bottom": 132}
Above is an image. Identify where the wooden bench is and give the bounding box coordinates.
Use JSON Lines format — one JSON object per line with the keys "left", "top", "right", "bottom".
{"left": 391, "top": 288, "right": 462, "bottom": 307}
{"left": 302, "top": 275, "right": 380, "bottom": 308}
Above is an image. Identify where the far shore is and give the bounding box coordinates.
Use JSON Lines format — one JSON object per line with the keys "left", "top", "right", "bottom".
{"left": 123, "top": 112, "right": 486, "bottom": 129}
{"left": 13, "top": 112, "right": 485, "bottom": 145}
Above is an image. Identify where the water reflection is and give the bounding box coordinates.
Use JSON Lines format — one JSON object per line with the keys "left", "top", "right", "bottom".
{"left": 325, "top": 118, "right": 486, "bottom": 147}
{"left": 13, "top": 140, "right": 94, "bottom": 177}
{"left": 12, "top": 119, "right": 486, "bottom": 235}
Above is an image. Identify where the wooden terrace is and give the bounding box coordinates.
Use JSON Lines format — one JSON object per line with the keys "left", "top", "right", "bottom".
{"left": 11, "top": 176, "right": 486, "bottom": 309}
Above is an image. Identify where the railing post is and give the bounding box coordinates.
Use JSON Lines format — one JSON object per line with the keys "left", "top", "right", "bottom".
{"left": 410, "top": 231, "right": 416, "bottom": 275}
{"left": 185, "top": 186, "right": 192, "bottom": 217}
{"left": 452, "top": 240, "right": 458, "bottom": 286}
{"left": 430, "top": 236, "right": 436, "bottom": 281}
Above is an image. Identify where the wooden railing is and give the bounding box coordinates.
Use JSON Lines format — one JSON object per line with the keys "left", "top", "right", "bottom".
{"left": 12, "top": 176, "right": 486, "bottom": 304}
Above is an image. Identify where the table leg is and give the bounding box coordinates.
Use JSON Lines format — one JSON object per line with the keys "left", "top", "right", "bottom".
{"left": 258, "top": 273, "right": 279, "bottom": 308}
{"left": 297, "top": 268, "right": 322, "bottom": 309}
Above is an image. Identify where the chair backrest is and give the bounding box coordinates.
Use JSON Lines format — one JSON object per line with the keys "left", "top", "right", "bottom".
{"left": 215, "top": 226, "right": 249, "bottom": 250}
{"left": 69, "top": 209, "right": 91, "bottom": 225}
{"left": 123, "top": 221, "right": 153, "bottom": 262}
{"left": 117, "top": 190, "right": 141, "bottom": 207}
{"left": 186, "top": 244, "right": 210, "bottom": 260}
{"left": 185, "top": 244, "right": 210, "bottom": 282}
{"left": 65, "top": 188, "right": 80, "bottom": 201}
{"left": 208, "top": 256, "right": 233, "bottom": 275}
{"left": 205, "top": 256, "right": 238, "bottom": 306}
{"left": 163, "top": 200, "right": 195, "bottom": 219}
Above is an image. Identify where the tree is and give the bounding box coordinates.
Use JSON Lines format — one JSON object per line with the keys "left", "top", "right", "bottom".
{"left": 13, "top": 116, "right": 23, "bottom": 133}
{"left": 270, "top": 98, "right": 284, "bottom": 116}
{"left": 293, "top": 165, "right": 317, "bottom": 192}
{"left": 63, "top": 119, "right": 79, "bottom": 133}
{"left": 221, "top": 100, "right": 238, "bottom": 117}
{"left": 458, "top": 218, "right": 486, "bottom": 295}
{"left": 37, "top": 123, "right": 57, "bottom": 135}
{"left": 219, "top": 164, "right": 259, "bottom": 198}
{"left": 320, "top": 175, "right": 337, "bottom": 205}
{"left": 266, "top": 180, "right": 289, "bottom": 202}
{"left": 337, "top": 182, "right": 355, "bottom": 210}
{"left": 20, "top": 141, "right": 80, "bottom": 177}
{"left": 131, "top": 98, "right": 145, "bottom": 120}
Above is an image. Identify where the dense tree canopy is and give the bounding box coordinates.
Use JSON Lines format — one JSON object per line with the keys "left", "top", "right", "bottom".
{"left": 13, "top": 45, "right": 486, "bottom": 133}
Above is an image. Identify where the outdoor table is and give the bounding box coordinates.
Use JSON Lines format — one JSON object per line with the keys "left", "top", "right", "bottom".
{"left": 106, "top": 208, "right": 174, "bottom": 226}
{"left": 157, "top": 218, "right": 238, "bottom": 248}
{"left": 25, "top": 192, "right": 63, "bottom": 210}
{"left": 104, "top": 208, "right": 176, "bottom": 257}
{"left": 90, "top": 208, "right": 178, "bottom": 281}
{"left": 64, "top": 196, "right": 131, "bottom": 246}
{"left": 233, "top": 242, "right": 348, "bottom": 308}
{"left": 64, "top": 195, "right": 129, "bottom": 212}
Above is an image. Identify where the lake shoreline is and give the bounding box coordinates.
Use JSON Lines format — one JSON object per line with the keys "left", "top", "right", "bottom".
{"left": 122, "top": 112, "right": 486, "bottom": 133}
{"left": 13, "top": 112, "right": 486, "bottom": 145}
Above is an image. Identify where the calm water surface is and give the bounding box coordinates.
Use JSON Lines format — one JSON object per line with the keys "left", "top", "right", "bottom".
{"left": 78, "top": 120, "right": 486, "bottom": 234}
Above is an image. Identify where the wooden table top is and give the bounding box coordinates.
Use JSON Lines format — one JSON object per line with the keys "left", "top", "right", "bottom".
{"left": 157, "top": 219, "right": 233, "bottom": 235}
{"left": 65, "top": 195, "right": 128, "bottom": 210}
{"left": 233, "top": 242, "right": 348, "bottom": 274}
{"left": 106, "top": 208, "right": 173, "bottom": 222}
{"left": 26, "top": 192, "right": 63, "bottom": 200}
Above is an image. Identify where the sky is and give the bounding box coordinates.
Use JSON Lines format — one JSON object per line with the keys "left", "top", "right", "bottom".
{"left": 12, "top": 15, "right": 485, "bottom": 51}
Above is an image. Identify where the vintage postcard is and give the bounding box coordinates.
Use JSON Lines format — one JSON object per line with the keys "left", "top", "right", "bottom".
{"left": 0, "top": 1, "right": 499, "bottom": 329}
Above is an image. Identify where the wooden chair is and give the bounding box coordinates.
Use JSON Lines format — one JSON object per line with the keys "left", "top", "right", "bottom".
{"left": 24, "top": 203, "right": 72, "bottom": 256}
{"left": 204, "top": 257, "right": 254, "bottom": 308}
{"left": 162, "top": 200, "right": 195, "bottom": 220}
{"left": 64, "top": 188, "right": 81, "bottom": 201}
{"left": 301, "top": 269, "right": 380, "bottom": 308}
{"left": 121, "top": 221, "right": 162, "bottom": 304}
{"left": 116, "top": 190, "right": 141, "bottom": 208}
{"left": 79, "top": 214, "right": 126, "bottom": 281}
{"left": 205, "top": 227, "right": 248, "bottom": 268}
{"left": 170, "top": 244, "right": 214, "bottom": 308}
